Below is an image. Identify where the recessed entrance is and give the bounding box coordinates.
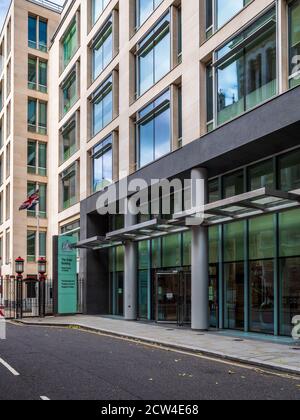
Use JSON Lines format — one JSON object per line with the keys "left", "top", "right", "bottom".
{"left": 155, "top": 271, "right": 191, "bottom": 325}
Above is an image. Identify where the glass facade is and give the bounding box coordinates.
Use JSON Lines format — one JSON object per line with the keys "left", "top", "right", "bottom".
{"left": 289, "top": 0, "right": 300, "bottom": 88}
{"left": 92, "top": 17, "right": 113, "bottom": 81}
{"left": 62, "top": 68, "right": 77, "bottom": 115}
{"left": 208, "top": 8, "right": 277, "bottom": 128}
{"left": 60, "top": 114, "right": 78, "bottom": 163}
{"left": 137, "top": 13, "right": 171, "bottom": 96}
{"left": 106, "top": 146, "right": 300, "bottom": 336}
{"left": 136, "top": 0, "right": 163, "bottom": 28}
{"left": 92, "top": 0, "right": 110, "bottom": 25}
{"left": 92, "top": 135, "right": 113, "bottom": 192}
{"left": 91, "top": 75, "right": 113, "bottom": 137}
{"left": 63, "top": 19, "right": 77, "bottom": 69}
{"left": 206, "top": 0, "right": 251, "bottom": 37}
{"left": 61, "top": 163, "right": 78, "bottom": 210}
{"left": 28, "top": 15, "right": 47, "bottom": 52}
{"left": 137, "top": 90, "right": 171, "bottom": 168}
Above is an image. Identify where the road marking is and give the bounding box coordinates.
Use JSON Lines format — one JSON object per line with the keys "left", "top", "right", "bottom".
{"left": 0, "top": 357, "right": 20, "bottom": 376}
{"left": 40, "top": 396, "right": 50, "bottom": 401}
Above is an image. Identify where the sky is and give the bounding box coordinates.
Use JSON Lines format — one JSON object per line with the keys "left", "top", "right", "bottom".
{"left": 0, "top": 0, "right": 66, "bottom": 31}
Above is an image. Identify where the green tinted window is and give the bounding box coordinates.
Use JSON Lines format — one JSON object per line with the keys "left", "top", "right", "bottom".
{"left": 209, "top": 226, "right": 220, "bottom": 264}
{"left": 116, "top": 246, "right": 124, "bottom": 272}
{"left": 223, "top": 221, "right": 245, "bottom": 262}
{"left": 138, "top": 270, "right": 148, "bottom": 319}
{"left": 249, "top": 215, "right": 275, "bottom": 260}
{"left": 138, "top": 241, "right": 150, "bottom": 270}
{"left": 279, "top": 209, "right": 300, "bottom": 257}
{"left": 183, "top": 231, "right": 191, "bottom": 266}
{"left": 162, "top": 234, "right": 181, "bottom": 268}
{"left": 152, "top": 238, "right": 161, "bottom": 269}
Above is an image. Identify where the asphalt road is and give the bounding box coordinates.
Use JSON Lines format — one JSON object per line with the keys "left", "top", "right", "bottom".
{"left": 0, "top": 322, "right": 299, "bottom": 401}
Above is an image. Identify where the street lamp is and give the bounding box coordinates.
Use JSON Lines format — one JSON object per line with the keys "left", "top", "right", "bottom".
{"left": 15, "top": 257, "right": 24, "bottom": 276}
{"left": 15, "top": 257, "right": 24, "bottom": 319}
{"left": 38, "top": 258, "right": 47, "bottom": 318}
{"left": 38, "top": 257, "right": 47, "bottom": 277}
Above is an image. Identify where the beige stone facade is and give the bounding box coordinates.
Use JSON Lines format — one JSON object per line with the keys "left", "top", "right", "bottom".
{"left": 0, "top": 0, "right": 60, "bottom": 278}
{"left": 0, "top": 0, "right": 295, "bottom": 280}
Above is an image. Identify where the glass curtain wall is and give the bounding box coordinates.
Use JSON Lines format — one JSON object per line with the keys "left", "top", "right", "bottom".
{"left": 137, "top": 13, "right": 171, "bottom": 96}
{"left": 213, "top": 7, "right": 277, "bottom": 126}
{"left": 208, "top": 148, "right": 300, "bottom": 336}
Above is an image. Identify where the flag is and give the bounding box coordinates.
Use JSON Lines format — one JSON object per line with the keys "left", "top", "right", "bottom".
{"left": 19, "top": 190, "right": 40, "bottom": 211}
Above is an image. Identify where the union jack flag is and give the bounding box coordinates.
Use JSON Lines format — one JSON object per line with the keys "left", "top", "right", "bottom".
{"left": 19, "top": 190, "right": 40, "bottom": 211}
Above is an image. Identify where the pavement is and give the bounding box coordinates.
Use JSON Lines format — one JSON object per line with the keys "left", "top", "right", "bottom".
{"left": 15, "top": 315, "right": 300, "bottom": 376}
{"left": 1, "top": 323, "right": 300, "bottom": 400}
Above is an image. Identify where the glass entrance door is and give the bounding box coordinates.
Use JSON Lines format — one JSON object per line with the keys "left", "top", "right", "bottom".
{"left": 156, "top": 272, "right": 178, "bottom": 322}
{"left": 155, "top": 271, "right": 191, "bottom": 324}
{"left": 178, "top": 272, "right": 191, "bottom": 326}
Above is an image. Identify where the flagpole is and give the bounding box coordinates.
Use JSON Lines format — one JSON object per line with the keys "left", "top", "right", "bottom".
{"left": 37, "top": 201, "right": 40, "bottom": 266}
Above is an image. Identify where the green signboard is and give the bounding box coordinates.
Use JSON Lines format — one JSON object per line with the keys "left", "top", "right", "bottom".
{"left": 58, "top": 236, "right": 77, "bottom": 314}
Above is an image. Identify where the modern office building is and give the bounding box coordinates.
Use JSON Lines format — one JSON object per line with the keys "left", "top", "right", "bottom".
{"left": 1, "top": 0, "right": 300, "bottom": 337}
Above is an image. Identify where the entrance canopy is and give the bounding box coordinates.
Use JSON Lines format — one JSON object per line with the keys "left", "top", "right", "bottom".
{"left": 76, "top": 187, "right": 300, "bottom": 250}
{"left": 174, "top": 187, "right": 300, "bottom": 226}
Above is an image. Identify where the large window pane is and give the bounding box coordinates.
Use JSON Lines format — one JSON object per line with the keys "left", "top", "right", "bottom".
{"left": 289, "top": 0, "right": 300, "bottom": 88}
{"left": 162, "top": 234, "right": 181, "bottom": 268}
{"left": 250, "top": 260, "right": 274, "bottom": 334}
{"left": 92, "top": 136, "right": 113, "bottom": 192}
{"left": 137, "top": 0, "right": 163, "bottom": 27}
{"left": 279, "top": 150, "right": 300, "bottom": 191}
{"left": 138, "top": 91, "right": 171, "bottom": 168}
{"left": 62, "top": 70, "right": 77, "bottom": 115}
{"left": 224, "top": 262, "right": 244, "bottom": 330}
{"left": 28, "top": 16, "right": 37, "bottom": 49}
{"left": 223, "top": 221, "right": 245, "bottom": 262}
{"left": 63, "top": 20, "right": 77, "bottom": 68}
{"left": 61, "top": 117, "right": 77, "bottom": 162}
{"left": 28, "top": 57, "right": 37, "bottom": 89}
{"left": 248, "top": 159, "right": 274, "bottom": 190}
{"left": 137, "top": 14, "right": 171, "bottom": 95}
{"left": 279, "top": 209, "right": 300, "bottom": 258}
{"left": 92, "top": 77, "right": 113, "bottom": 136}
{"left": 280, "top": 257, "right": 300, "bottom": 336}
{"left": 223, "top": 171, "right": 244, "bottom": 198}
{"left": 217, "top": 53, "right": 244, "bottom": 125}
{"left": 93, "top": 21, "right": 113, "bottom": 80}
{"left": 216, "top": 8, "right": 277, "bottom": 126}
{"left": 39, "top": 19, "right": 47, "bottom": 52}
{"left": 249, "top": 215, "right": 275, "bottom": 260}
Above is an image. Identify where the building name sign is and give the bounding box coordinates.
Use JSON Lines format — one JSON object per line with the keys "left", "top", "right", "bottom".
{"left": 58, "top": 236, "right": 77, "bottom": 315}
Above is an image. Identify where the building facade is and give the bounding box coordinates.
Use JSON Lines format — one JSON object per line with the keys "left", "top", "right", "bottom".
{"left": 1, "top": 0, "right": 300, "bottom": 337}
{"left": 0, "top": 0, "right": 60, "bottom": 284}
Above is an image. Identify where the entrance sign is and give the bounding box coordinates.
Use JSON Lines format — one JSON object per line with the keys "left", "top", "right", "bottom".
{"left": 58, "top": 236, "right": 77, "bottom": 314}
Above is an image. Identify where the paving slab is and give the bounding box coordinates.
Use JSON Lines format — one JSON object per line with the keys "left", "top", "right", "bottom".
{"left": 14, "top": 315, "right": 300, "bottom": 375}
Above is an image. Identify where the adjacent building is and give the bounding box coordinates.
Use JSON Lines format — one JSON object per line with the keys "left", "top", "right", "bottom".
{"left": 0, "top": 0, "right": 60, "bottom": 285}
{"left": 1, "top": 0, "right": 300, "bottom": 337}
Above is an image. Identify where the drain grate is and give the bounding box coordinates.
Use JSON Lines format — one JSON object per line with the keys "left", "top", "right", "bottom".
{"left": 291, "top": 347, "right": 300, "bottom": 351}
{"left": 233, "top": 339, "right": 244, "bottom": 342}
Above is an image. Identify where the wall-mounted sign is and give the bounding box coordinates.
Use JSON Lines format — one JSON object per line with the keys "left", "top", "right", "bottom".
{"left": 58, "top": 236, "right": 77, "bottom": 314}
